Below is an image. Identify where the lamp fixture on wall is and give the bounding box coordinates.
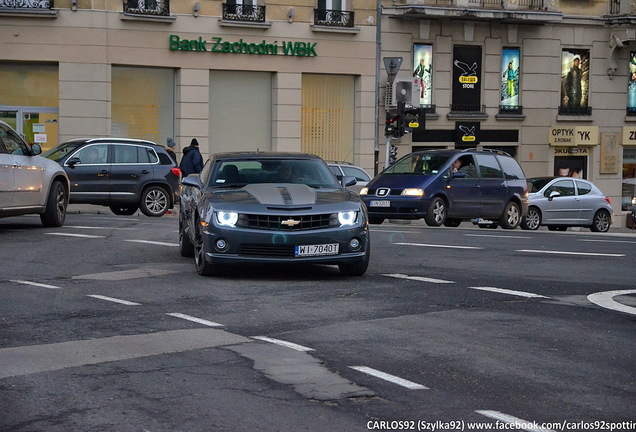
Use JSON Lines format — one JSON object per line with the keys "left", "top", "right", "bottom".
{"left": 193, "top": 2, "right": 200, "bottom": 17}
{"left": 288, "top": 8, "right": 295, "bottom": 23}
{"left": 71, "top": 0, "right": 77, "bottom": 11}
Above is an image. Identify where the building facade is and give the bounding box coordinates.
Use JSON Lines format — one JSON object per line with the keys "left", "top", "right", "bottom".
{"left": 0, "top": 0, "right": 378, "bottom": 172}
{"left": 379, "top": 0, "right": 636, "bottom": 227}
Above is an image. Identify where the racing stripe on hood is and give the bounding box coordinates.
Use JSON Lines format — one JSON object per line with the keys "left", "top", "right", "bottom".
{"left": 243, "top": 183, "right": 317, "bottom": 205}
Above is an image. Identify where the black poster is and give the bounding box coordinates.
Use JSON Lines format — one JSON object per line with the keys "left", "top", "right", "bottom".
{"left": 452, "top": 46, "right": 482, "bottom": 111}
{"left": 455, "top": 121, "right": 480, "bottom": 148}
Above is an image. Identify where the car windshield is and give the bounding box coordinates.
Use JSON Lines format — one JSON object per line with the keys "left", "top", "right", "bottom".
{"left": 383, "top": 153, "right": 450, "bottom": 175}
{"left": 42, "top": 142, "right": 85, "bottom": 162}
{"left": 209, "top": 158, "right": 341, "bottom": 188}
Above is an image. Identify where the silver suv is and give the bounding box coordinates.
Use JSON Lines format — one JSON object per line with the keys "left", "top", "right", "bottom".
{"left": 0, "top": 121, "right": 70, "bottom": 227}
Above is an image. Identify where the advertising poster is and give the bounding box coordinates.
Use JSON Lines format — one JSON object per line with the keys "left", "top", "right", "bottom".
{"left": 554, "top": 155, "right": 587, "bottom": 179}
{"left": 501, "top": 48, "right": 520, "bottom": 107}
{"left": 412, "top": 44, "right": 433, "bottom": 107}
{"left": 629, "top": 51, "right": 636, "bottom": 112}
{"left": 452, "top": 46, "right": 481, "bottom": 110}
{"left": 560, "top": 49, "right": 590, "bottom": 109}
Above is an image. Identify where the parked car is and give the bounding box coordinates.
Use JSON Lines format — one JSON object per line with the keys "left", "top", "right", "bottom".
{"left": 43, "top": 138, "right": 180, "bottom": 217}
{"left": 360, "top": 148, "right": 528, "bottom": 229}
{"left": 520, "top": 176, "right": 613, "bottom": 232}
{"left": 327, "top": 161, "right": 372, "bottom": 193}
{"left": 178, "top": 152, "right": 370, "bottom": 276}
{"left": 0, "top": 120, "right": 69, "bottom": 227}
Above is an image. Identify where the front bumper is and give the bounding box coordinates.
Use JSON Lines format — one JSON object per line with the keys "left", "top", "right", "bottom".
{"left": 362, "top": 196, "right": 429, "bottom": 220}
{"left": 201, "top": 224, "right": 369, "bottom": 266}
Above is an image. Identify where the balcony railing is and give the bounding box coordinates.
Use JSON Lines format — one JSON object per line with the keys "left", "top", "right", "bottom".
{"left": 314, "top": 8, "right": 355, "bottom": 27}
{"left": 0, "top": 0, "right": 52, "bottom": 10}
{"left": 410, "top": 0, "right": 545, "bottom": 9}
{"left": 123, "top": 0, "right": 170, "bottom": 17}
{"left": 222, "top": 3, "right": 266, "bottom": 22}
{"left": 558, "top": 106, "right": 593, "bottom": 116}
{"left": 450, "top": 104, "right": 486, "bottom": 114}
{"left": 499, "top": 105, "right": 523, "bottom": 115}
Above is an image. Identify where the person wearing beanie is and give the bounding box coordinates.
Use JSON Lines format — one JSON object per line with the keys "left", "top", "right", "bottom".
{"left": 179, "top": 138, "right": 204, "bottom": 176}
{"left": 166, "top": 137, "right": 178, "bottom": 164}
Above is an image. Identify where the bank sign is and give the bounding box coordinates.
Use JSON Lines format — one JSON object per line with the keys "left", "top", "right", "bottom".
{"left": 549, "top": 126, "right": 599, "bottom": 146}
{"left": 169, "top": 35, "right": 317, "bottom": 57}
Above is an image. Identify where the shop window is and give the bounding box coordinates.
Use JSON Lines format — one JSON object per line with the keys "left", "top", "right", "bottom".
{"left": 622, "top": 149, "right": 636, "bottom": 211}
{"left": 111, "top": 66, "right": 174, "bottom": 144}
{"left": 314, "top": 0, "right": 354, "bottom": 27}
{"left": 301, "top": 74, "right": 354, "bottom": 162}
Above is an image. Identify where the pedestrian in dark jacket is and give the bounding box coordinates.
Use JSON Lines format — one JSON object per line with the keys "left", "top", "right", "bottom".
{"left": 166, "top": 137, "right": 178, "bottom": 165}
{"left": 180, "top": 138, "right": 204, "bottom": 177}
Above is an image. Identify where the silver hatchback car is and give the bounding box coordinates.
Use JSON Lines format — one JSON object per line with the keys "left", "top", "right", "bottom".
{"left": 520, "top": 176, "right": 613, "bottom": 232}
{"left": 0, "top": 121, "right": 69, "bottom": 227}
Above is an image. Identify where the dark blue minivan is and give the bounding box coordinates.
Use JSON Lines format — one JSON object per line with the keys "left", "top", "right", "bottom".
{"left": 360, "top": 149, "right": 528, "bottom": 229}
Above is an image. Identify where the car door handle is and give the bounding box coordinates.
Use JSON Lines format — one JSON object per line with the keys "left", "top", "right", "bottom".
{"left": 141, "top": 170, "right": 150, "bottom": 174}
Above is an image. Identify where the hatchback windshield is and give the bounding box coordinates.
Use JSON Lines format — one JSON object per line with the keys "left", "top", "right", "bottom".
{"left": 42, "top": 142, "right": 85, "bottom": 162}
{"left": 209, "top": 159, "right": 341, "bottom": 188}
{"left": 384, "top": 153, "right": 450, "bottom": 175}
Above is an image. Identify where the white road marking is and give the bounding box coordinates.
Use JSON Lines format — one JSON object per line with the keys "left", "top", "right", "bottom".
{"left": 587, "top": 290, "right": 636, "bottom": 316}
{"left": 125, "top": 239, "right": 179, "bottom": 247}
{"left": 250, "top": 336, "right": 314, "bottom": 352}
{"left": 167, "top": 313, "right": 225, "bottom": 327}
{"left": 65, "top": 225, "right": 134, "bottom": 230}
{"left": 384, "top": 273, "right": 454, "bottom": 284}
{"left": 46, "top": 233, "right": 105, "bottom": 239}
{"left": 394, "top": 242, "right": 482, "bottom": 250}
{"left": 86, "top": 295, "right": 141, "bottom": 306}
{"left": 579, "top": 239, "right": 636, "bottom": 244}
{"left": 10, "top": 280, "right": 61, "bottom": 290}
{"left": 349, "top": 366, "right": 428, "bottom": 390}
{"left": 371, "top": 229, "right": 419, "bottom": 234}
{"left": 465, "top": 234, "right": 531, "bottom": 239}
{"left": 469, "top": 286, "right": 550, "bottom": 299}
{"left": 476, "top": 410, "right": 555, "bottom": 432}
{"left": 516, "top": 249, "right": 625, "bottom": 257}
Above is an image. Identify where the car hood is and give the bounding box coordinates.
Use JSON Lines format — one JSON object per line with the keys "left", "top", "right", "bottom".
{"left": 206, "top": 183, "right": 356, "bottom": 207}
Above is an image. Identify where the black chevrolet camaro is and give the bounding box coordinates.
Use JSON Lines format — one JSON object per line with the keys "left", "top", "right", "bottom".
{"left": 178, "top": 152, "right": 370, "bottom": 276}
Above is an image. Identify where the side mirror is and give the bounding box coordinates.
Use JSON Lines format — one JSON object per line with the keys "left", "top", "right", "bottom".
{"left": 548, "top": 191, "right": 560, "bottom": 201}
{"left": 342, "top": 176, "right": 357, "bottom": 187}
{"left": 181, "top": 175, "right": 203, "bottom": 188}
{"left": 30, "top": 143, "right": 42, "bottom": 156}
{"left": 67, "top": 157, "right": 81, "bottom": 167}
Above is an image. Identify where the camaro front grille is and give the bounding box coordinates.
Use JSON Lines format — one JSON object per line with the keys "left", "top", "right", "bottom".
{"left": 238, "top": 214, "right": 334, "bottom": 231}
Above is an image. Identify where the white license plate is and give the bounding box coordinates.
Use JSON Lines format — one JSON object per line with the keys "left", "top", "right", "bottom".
{"left": 369, "top": 200, "right": 390, "bottom": 207}
{"left": 295, "top": 243, "right": 339, "bottom": 257}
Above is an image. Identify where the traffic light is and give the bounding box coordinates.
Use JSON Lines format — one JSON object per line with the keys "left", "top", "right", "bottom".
{"left": 385, "top": 112, "right": 401, "bottom": 138}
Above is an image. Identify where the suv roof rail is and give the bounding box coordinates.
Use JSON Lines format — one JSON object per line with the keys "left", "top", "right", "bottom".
{"left": 326, "top": 160, "right": 354, "bottom": 165}
{"left": 459, "top": 147, "right": 512, "bottom": 157}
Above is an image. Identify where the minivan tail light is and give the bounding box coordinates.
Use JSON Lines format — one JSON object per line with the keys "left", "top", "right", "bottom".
{"left": 171, "top": 167, "right": 181, "bottom": 177}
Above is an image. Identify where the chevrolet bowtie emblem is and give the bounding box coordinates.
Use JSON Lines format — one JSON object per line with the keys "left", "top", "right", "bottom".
{"left": 281, "top": 218, "right": 300, "bottom": 227}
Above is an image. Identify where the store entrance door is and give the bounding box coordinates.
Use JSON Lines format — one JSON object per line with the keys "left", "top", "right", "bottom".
{"left": 0, "top": 108, "right": 59, "bottom": 152}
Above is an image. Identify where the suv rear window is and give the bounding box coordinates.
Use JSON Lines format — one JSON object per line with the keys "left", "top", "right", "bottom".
{"left": 497, "top": 155, "right": 525, "bottom": 180}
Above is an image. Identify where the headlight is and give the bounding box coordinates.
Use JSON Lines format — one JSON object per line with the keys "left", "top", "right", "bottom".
{"left": 338, "top": 211, "right": 358, "bottom": 226}
{"left": 216, "top": 211, "right": 239, "bottom": 227}
{"left": 401, "top": 188, "right": 424, "bottom": 196}
{"left": 359, "top": 187, "right": 368, "bottom": 195}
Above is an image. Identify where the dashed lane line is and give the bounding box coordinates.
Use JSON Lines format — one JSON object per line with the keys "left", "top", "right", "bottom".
{"left": 125, "top": 239, "right": 179, "bottom": 247}
{"left": 349, "top": 366, "right": 428, "bottom": 390}
{"left": 469, "top": 286, "right": 550, "bottom": 299}
{"left": 516, "top": 249, "right": 625, "bottom": 257}
{"left": 394, "top": 242, "right": 483, "bottom": 250}
{"left": 464, "top": 233, "right": 531, "bottom": 239}
{"left": 10, "top": 280, "right": 61, "bottom": 290}
{"left": 250, "top": 336, "right": 315, "bottom": 352}
{"left": 46, "top": 232, "right": 105, "bottom": 239}
{"left": 167, "top": 313, "right": 225, "bottom": 327}
{"left": 86, "top": 294, "right": 141, "bottom": 306}
{"left": 384, "top": 273, "right": 454, "bottom": 284}
{"left": 476, "top": 410, "right": 555, "bottom": 432}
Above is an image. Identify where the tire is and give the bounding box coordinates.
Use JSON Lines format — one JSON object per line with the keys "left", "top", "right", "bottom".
{"left": 194, "top": 221, "right": 222, "bottom": 276}
{"left": 424, "top": 197, "right": 446, "bottom": 227}
{"left": 338, "top": 242, "right": 370, "bottom": 276}
{"left": 139, "top": 186, "right": 170, "bottom": 217}
{"left": 498, "top": 201, "right": 521, "bottom": 229}
{"left": 179, "top": 218, "right": 195, "bottom": 257}
{"left": 520, "top": 207, "right": 541, "bottom": 230}
{"left": 110, "top": 205, "right": 138, "bottom": 216}
{"left": 40, "top": 180, "right": 68, "bottom": 227}
{"left": 443, "top": 218, "right": 461, "bottom": 227}
{"left": 590, "top": 210, "right": 611, "bottom": 233}
{"left": 368, "top": 217, "right": 384, "bottom": 225}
